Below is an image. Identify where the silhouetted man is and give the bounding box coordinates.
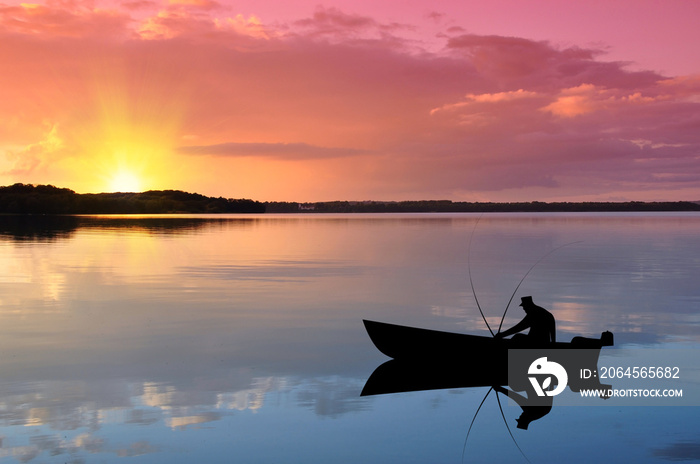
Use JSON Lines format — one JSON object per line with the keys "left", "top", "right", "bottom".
{"left": 493, "top": 385, "right": 552, "bottom": 430}
{"left": 495, "top": 296, "right": 556, "bottom": 343}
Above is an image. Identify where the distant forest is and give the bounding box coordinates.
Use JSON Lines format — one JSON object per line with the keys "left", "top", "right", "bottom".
{"left": 265, "top": 199, "right": 700, "bottom": 213}
{"left": 1, "top": 184, "right": 699, "bottom": 214}
{"left": 0, "top": 184, "right": 265, "bottom": 214}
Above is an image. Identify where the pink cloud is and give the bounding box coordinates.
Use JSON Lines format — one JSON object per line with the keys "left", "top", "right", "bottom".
{"left": 167, "top": 0, "right": 220, "bottom": 10}
{"left": 120, "top": 0, "right": 157, "bottom": 11}
{"left": 295, "top": 6, "right": 376, "bottom": 31}
{"left": 0, "top": 2, "right": 130, "bottom": 37}
{"left": 178, "top": 142, "right": 368, "bottom": 159}
{"left": 0, "top": 2, "right": 698, "bottom": 201}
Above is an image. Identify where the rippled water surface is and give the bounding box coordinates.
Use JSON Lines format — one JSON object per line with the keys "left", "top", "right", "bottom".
{"left": 0, "top": 213, "right": 698, "bottom": 463}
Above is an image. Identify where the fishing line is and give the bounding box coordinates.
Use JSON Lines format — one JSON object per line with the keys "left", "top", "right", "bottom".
{"left": 461, "top": 387, "right": 492, "bottom": 464}
{"left": 498, "top": 240, "right": 583, "bottom": 333}
{"left": 464, "top": 219, "right": 568, "bottom": 463}
{"left": 467, "top": 214, "right": 494, "bottom": 336}
{"left": 496, "top": 391, "right": 532, "bottom": 464}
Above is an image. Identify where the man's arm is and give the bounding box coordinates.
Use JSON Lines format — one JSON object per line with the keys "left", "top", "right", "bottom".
{"left": 550, "top": 317, "right": 556, "bottom": 343}
{"left": 495, "top": 317, "right": 530, "bottom": 338}
{"left": 493, "top": 385, "right": 527, "bottom": 406}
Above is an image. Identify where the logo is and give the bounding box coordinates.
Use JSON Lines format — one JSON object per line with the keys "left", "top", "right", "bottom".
{"left": 528, "top": 357, "right": 568, "bottom": 397}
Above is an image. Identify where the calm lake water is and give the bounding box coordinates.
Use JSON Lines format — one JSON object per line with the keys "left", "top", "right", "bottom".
{"left": 0, "top": 213, "right": 698, "bottom": 463}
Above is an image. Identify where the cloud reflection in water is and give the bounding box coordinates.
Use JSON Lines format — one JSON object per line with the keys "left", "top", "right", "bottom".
{"left": 0, "top": 213, "right": 698, "bottom": 462}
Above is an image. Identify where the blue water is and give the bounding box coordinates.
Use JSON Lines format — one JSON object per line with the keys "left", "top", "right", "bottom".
{"left": 0, "top": 213, "right": 698, "bottom": 463}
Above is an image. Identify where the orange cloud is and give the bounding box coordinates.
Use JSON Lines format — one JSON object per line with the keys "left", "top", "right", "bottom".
{"left": 168, "top": 0, "right": 219, "bottom": 9}
{"left": 1, "top": 3, "right": 699, "bottom": 201}
{"left": 213, "top": 14, "right": 270, "bottom": 39}
{"left": 0, "top": 2, "right": 129, "bottom": 37}
{"left": 542, "top": 84, "right": 674, "bottom": 118}
{"left": 178, "top": 142, "right": 368, "bottom": 160}
{"left": 3, "top": 124, "right": 64, "bottom": 176}
{"left": 430, "top": 89, "right": 540, "bottom": 115}
{"left": 542, "top": 84, "right": 600, "bottom": 117}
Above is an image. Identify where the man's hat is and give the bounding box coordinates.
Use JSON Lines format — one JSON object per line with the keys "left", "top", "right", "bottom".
{"left": 519, "top": 296, "right": 534, "bottom": 306}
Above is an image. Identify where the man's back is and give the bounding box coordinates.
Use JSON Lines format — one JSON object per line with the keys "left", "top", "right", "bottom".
{"left": 525, "top": 305, "right": 556, "bottom": 343}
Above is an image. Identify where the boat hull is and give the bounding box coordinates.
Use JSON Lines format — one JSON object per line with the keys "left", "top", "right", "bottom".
{"left": 362, "top": 320, "right": 614, "bottom": 396}
{"left": 363, "top": 319, "right": 613, "bottom": 361}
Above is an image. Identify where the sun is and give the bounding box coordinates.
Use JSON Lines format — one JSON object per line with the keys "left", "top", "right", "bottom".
{"left": 109, "top": 169, "right": 142, "bottom": 193}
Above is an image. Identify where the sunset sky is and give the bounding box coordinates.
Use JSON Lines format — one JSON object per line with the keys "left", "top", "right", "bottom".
{"left": 1, "top": 0, "right": 699, "bottom": 202}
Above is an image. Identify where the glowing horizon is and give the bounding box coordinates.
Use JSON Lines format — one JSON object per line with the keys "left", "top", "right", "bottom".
{"left": 1, "top": 0, "right": 699, "bottom": 202}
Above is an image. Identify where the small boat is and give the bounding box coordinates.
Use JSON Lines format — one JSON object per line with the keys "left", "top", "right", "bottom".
{"left": 362, "top": 319, "right": 614, "bottom": 396}
{"left": 363, "top": 319, "right": 613, "bottom": 361}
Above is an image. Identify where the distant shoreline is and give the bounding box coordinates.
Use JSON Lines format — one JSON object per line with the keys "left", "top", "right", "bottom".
{"left": 1, "top": 184, "right": 699, "bottom": 214}
{"left": 264, "top": 200, "right": 700, "bottom": 213}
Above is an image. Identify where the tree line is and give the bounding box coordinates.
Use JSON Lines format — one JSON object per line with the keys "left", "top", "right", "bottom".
{"left": 264, "top": 199, "right": 700, "bottom": 213}
{"left": 0, "top": 184, "right": 266, "bottom": 214}
{"left": 2, "top": 184, "right": 699, "bottom": 214}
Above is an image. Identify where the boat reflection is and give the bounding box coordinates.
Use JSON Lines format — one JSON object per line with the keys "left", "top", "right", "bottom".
{"left": 361, "top": 320, "right": 614, "bottom": 429}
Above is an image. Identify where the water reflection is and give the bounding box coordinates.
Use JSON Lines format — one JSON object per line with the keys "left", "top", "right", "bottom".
{"left": 0, "top": 215, "right": 80, "bottom": 242}
{"left": 653, "top": 441, "right": 700, "bottom": 461}
{"left": 0, "top": 214, "right": 261, "bottom": 242}
{"left": 0, "top": 372, "right": 371, "bottom": 462}
{"left": 0, "top": 213, "right": 697, "bottom": 462}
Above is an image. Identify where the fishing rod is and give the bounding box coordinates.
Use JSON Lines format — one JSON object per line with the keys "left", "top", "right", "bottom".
{"left": 467, "top": 214, "right": 494, "bottom": 336}
{"left": 464, "top": 221, "right": 580, "bottom": 462}
{"left": 497, "top": 240, "right": 583, "bottom": 333}
{"left": 461, "top": 387, "right": 492, "bottom": 463}
{"left": 496, "top": 391, "right": 532, "bottom": 464}
{"left": 461, "top": 384, "right": 530, "bottom": 463}
{"left": 464, "top": 215, "right": 529, "bottom": 462}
